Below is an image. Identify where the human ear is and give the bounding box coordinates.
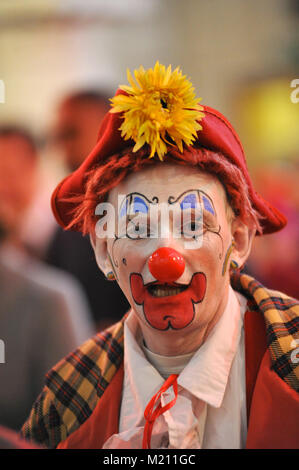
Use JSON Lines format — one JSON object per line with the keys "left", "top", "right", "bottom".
{"left": 230, "top": 217, "right": 256, "bottom": 269}
{"left": 90, "top": 229, "right": 114, "bottom": 278}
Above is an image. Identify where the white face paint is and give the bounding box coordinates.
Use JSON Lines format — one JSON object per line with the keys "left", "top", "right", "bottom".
{"left": 93, "top": 164, "right": 235, "bottom": 344}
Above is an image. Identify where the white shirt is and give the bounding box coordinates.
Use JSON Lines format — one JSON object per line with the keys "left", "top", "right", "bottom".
{"left": 103, "top": 286, "right": 248, "bottom": 449}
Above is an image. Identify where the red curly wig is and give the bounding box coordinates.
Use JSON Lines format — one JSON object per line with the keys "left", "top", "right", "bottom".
{"left": 65, "top": 145, "right": 262, "bottom": 235}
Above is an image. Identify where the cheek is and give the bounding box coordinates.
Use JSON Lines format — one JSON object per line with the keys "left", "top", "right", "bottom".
{"left": 185, "top": 243, "right": 228, "bottom": 324}
{"left": 183, "top": 239, "right": 229, "bottom": 309}
{"left": 183, "top": 235, "right": 224, "bottom": 275}
{"left": 107, "top": 240, "right": 149, "bottom": 296}
{"left": 108, "top": 235, "right": 161, "bottom": 272}
{"left": 197, "top": 238, "right": 231, "bottom": 293}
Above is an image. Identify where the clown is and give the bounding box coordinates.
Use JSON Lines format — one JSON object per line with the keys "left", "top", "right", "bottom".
{"left": 22, "top": 63, "right": 299, "bottom": 449}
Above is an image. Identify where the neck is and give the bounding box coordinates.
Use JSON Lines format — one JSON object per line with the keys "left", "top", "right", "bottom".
{"left": 138, "top": 287, "right": 230, "bottom": 356}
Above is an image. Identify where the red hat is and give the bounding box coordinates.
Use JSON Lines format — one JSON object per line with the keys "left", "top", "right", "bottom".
{"left": 51, "top": 66, "right": 286, "bottom": 235}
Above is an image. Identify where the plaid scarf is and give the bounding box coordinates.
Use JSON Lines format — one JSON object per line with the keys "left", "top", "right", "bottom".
{"left": 21, "top": 273, "right": 299, "bottom": 448}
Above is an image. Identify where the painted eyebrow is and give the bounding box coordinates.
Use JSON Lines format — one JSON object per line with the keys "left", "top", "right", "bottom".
{"left": 179, "top": 193, "right": 197, "bottom": 210}
{"left": 129, "top": 195, "right": 149, "bottom": 214}
{"left": 119, "top": 190, "right": 216, "bottom": 218}
{"left": 119, "top": 192, "right": 158, "bottom": 219}
{"left": 202, "top": 194, "right": 215, "bottom": 215}
{"left": 168, "top": 189, "right": 216, "bottom": 215}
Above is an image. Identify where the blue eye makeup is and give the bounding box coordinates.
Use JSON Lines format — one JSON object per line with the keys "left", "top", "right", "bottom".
{"left": 116, "top": 189, "right": 219, "bottom": 242}
{"left": 119, "top": 193, "right": 151, "bottom": 219}
{"left": 130, "top": 195, "right": 149, "bottom": 215}
{"left": 180, "top": 193, "right": 198, "bottom": 210}
{"left": 202, "top": 194, "right": 215, "bottom": 216}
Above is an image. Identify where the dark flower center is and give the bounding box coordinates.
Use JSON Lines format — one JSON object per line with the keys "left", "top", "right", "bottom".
{"left": 160, "top": 98, "right": 168, "bottom": 109}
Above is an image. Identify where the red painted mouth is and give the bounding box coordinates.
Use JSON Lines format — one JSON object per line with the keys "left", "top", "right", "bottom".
{"left": 130, "top": 272, "right": 206, "bottom": 330}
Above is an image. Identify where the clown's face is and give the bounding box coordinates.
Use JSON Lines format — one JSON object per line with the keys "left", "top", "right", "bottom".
{"left": 92, "top": 164, "right": 248, "bottom": 352}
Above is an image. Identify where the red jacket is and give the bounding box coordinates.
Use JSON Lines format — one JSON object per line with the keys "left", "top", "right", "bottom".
{"left": 21, "top": 274, "right": 299, "bottom": 449}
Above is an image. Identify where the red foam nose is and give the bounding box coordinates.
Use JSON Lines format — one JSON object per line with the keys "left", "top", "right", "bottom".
{"left": 148, "top": 247, "right": 185, "bottom": 283}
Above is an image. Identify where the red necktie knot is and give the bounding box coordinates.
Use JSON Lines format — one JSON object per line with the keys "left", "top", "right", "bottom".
{"left": 142, "top": 374, "right": 178, "bottom": 449}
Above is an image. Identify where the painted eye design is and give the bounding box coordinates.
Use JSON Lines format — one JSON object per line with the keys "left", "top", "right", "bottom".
{"left": 172, "top": 190, "right": 220, "bottom": 240}
{"left": 117, "top": 190, "right": 220, "bottom": 242}
{"left": 126, "top": 214, "right": 159, "bottom": 240}
{"left": 126, "top": 218, "right": 152, "bottom": 239}
{"left": 202, "top": 210, "right": 217, "bottom": 230}
{"left": 118, "top": 193, "right": 159, "bottom": 240}
{"left": 180, "top": 216, "right": 204, "bottom": 239}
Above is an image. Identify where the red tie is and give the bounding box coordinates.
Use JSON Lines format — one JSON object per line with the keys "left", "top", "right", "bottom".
{"left": 142, "top": 374, "right": 179, "bottom": 449}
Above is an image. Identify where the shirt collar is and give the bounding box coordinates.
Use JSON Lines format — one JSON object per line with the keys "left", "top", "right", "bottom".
{"left": 178, "top": 285, "right": 243, "bottom": 407}
{"left": 124, "top": 313, "right": 165, "bottom": 412}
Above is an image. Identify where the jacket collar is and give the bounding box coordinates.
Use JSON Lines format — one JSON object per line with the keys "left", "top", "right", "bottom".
{"left": 231, "top": 272, "right": 299, "bottom": 392}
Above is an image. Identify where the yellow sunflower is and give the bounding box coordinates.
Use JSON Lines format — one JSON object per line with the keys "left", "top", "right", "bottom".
{"left": 110, "top": 61, "right": 204, "bottom": 160}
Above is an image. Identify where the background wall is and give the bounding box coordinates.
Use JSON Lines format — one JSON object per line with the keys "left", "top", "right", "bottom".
{"left": 0, "top": 0, "right": 298, "bottom": 158}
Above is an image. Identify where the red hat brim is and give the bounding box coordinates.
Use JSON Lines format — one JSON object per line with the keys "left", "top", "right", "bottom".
{"left": 51, "top": 100, "right": 287, "bottom": 235}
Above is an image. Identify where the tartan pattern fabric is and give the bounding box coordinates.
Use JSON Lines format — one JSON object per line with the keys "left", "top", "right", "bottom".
{"left": 231, "top": 273, "right": 299, "bottom": 391}
{"left": 21, "top": 273, "right": 299, "bottom": 448}
{"left": 21, "top": 319, "right": 125, "bottom": 448}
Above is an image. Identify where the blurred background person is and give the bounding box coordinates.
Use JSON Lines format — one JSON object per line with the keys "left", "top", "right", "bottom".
{"left": 45, "top": 90, "right": 130, "bottom": 330}
{"left": 0, "top": 126, "right": 95, "bottom": 430}
{"left": 18, "top": 91, "right": 130, "bottom": 330}
{"left": 50, "top": 90, "right": 111, "bottom": 172}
